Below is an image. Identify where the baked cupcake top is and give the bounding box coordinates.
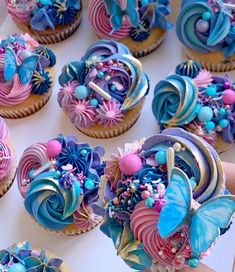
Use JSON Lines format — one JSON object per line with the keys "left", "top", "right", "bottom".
{"left": 0, "top": 33, "right": 56, "bottom": 106}
{"left": 88, "top": 0, "right": 171, "bottom": 41}
{"left": 95, "top": 128, "right": 235, "bottom": 271}
{"left": 6, "top": 0, "right": 82, "bottom": 32}
{"left": 58, "top": 40, "right": 149, "bottom": 129}
{"left": 0, "top": 117, "right": 14, "bottom": 184}
{"left": 17, "top": 134, "right": 105, "bottom": 232}
{"left": 152, "top": 60, "right": 235, "bottom": 148}
{"left": 176, "top": 0, "right": 235, "bottom": 59}
{"left": 0, "top": 241, "right": 66, "bottom": 271}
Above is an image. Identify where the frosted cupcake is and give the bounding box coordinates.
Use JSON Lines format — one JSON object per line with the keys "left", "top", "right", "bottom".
{"left": 88, "top": 0, "right": 171, "bottom": 57}
{"left": 6, "top": 0, "right": 82, "bottom": 44}
{"left": 152, "top": 60, "right": 235, "bottom": 153}
{"left": 17, "top": 134, "right": 105, "bottom": 235}
{"left": 58, "top": 40, "right": 149, "bottom": 138}
{"left": 0, "top": 33, "right": 56, "bottom": 118}
{"left": 176, "top": 0, "right": 235, "bottom": 71}
{"left": 94, "top": 128, "right": 235, "bottom": 272}
{"left": 0, "top": 241, "right": 71, "bottom": 271}
{"left": 0, "top": 117, "right": 16, "bottom": 197}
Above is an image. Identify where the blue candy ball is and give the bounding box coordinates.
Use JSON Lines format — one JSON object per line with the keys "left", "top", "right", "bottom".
{"left": 80, "top": 149, "right": 88, "bottom": 157}
{"left": 40, "top": 0, "right": 51, "bottom": 5}
{"left": 205, "top": 121, "right": 215, "bottom": 131}
{"left": 145, "top": 197, "right": 155, "bottom": 208}
{"left": 202, "top": 11, "right": 211, "bottom": 21}
{"left": 54, "top": 170, "right": 61, "bottom": 179}
{"left": 155, "top": 151, "right": 167, "bottom": 165}
{"left": 29, "top": 169, "right": 35, "bottom": 178}
{"left": 206, "top": 86, "right": 217, "bottom": 97}
{"left": 9, "top": 263, "right": 26, "bottom": 272}
{"left": 219, "top": 119, "right": 229, "bottom": 128}
{"left": 218, "top": 107, "right": 226, "bottom": 117}
{"left": 75, "top": 85, "right": 88, "bottom": 100}
{"left": 111, "top": 84, "right": 117, "bottom": 91}
{"left": 85, "top": 178, "right": 95, "bottom": 190}
{"left": 188, "top": 258, "right": 199, "bottom": 268}
{"left": 89, "top": 98, "right": 99, "bottom": 107}
{"left": 98, "top": 71, "right": 104, "bottom": 78}
{"left": 197, "top": 106, "right": 213, "bottom": 122}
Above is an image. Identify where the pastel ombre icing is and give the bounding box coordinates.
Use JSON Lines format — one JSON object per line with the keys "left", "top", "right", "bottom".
{"left": 94, "top": 128, "right": 235, "bottom": 272}
{"left": 0, "top": 117, "right": 16, "bottom": 197}
{"left": 0, "top": 33, "right": 56, "bottom": 118}
{"left": 152, "top": 60, "right": 235, "bottom": 153}
{"left": 6, "top": 0, "right": 82, "bottom": 44}
{"left": 17, "top": 134, "right": 105, "bottom": 235}
{"left": 176, "top": 0, "right": 235, "bottom": 71}
{"left": 0, "top": 241, "right": 72, "bottom": 271}
{"left": 58, "top": 40, "right": 149, "bottom": 138}
{"left": 88, "top": 0, "right": 172, "bottom": 57}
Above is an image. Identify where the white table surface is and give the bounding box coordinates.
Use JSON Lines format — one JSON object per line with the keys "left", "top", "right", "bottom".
{"left": 0, "top": 1, "right": 234, "bottom": 272}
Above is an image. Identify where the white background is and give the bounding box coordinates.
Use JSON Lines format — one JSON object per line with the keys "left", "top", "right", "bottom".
{"left": 0, "top": 1, "right": 235, "bottom": 271}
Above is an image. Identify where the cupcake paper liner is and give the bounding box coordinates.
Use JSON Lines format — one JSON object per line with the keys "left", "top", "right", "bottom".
{"left": 15, "top": 12, "right": 82, "bottom": 44}
{"left": 77, "top": 99, "right": 145, "bottom": 139}
{"left": 148, "top": 263, "right": 176, "bottom": 272}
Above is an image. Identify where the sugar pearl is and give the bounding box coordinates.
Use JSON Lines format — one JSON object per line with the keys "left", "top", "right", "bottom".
{"left": 173, "top": 142, "right": 182, "bottom": 152}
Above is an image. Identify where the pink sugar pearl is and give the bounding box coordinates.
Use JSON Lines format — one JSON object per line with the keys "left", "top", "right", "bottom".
{"left": 46, "top": 140, "right": 62, "bottom": 158}
{"left": 222, "top": 89, "right": 235, "bottom": 105}
{"left": 119, "top": 154, "right": 142, "bottom": 175}
{"left": 141, "top": 190, "right": 151, "bottom": 200}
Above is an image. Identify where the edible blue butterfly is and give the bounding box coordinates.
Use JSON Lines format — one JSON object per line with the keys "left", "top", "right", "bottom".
{"left": 103, "top": 0, "right": 139, "bottom": 31}
{"left": 158, "top": 167, "right": 235, "bottom": 255}
{"left": 4, "top": 47, "right": 39, "bottom": 85}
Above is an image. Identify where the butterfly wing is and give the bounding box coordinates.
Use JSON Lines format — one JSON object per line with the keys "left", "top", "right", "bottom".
{"left": 158, "top": 167, "right": 192, "bottom": 238}
{"left": 103, "top": 0, "right": 124, "bottom": 30}
{"left": 4, "top": 47, "right": 17, "bottom": 81}
{"left": 18, "top": 55, "right": 39, "bottom": 85}
{"left": 126, "top": 0, "right": 139, "bottom": 27}
{"left": 190, "top": 195, "right": 235, "bottom": 254}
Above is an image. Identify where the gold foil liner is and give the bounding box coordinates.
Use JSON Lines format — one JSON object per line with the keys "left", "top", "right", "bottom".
{"left": 15, "top": 12, "right": 82, "bottom": 44}
{"left": 78, "top": 99, "right": 145, "bottom": 139}
{"left": 185, "top": 47, "right": 235, "bottom": 72}
{"left": 0, "top": 68, "right": 55, "bottom": 119}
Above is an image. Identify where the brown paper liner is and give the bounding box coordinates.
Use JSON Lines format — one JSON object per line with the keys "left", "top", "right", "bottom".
{"left": 0, "top": 68, "right": 55, "bottom": 119}
{"left": 185, "top": 47, "right": 235, "bottom": 72}
{"left": 15, "top": 11, "right": 82, "bottom": 44}
{"left": 77, "top": 99, "right": 145, "bottom": 138}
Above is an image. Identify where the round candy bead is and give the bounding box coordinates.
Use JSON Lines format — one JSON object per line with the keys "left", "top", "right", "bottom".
{"left": 80, "top": 149, "right": 88, "bottom": 157}
{"left": 98, "top": 71, "right": 104, "bottom": 78}
{"left": 75, "top": 85, "right": 88, "bottom": 100}
{"left": 119, "top": 154, "right": 143, "bottom": 175}
{"left": 46, "top": 140, "right": 62, "bottom": 158}
{"left": 218, "top": 107, "right": 226, "bottom": 117}
{"left": 202, "top": 11, "right": 211, "bottom": 21}
{"left": 205, "top": 121, "right": 215, "bottom": 131}
{"left": 9, "top": 263, "right": 26, "bottom": 272}
{"left": 141, "top": 190, "right": 151, "bottom": 200}
{"left": 89, "top": 98, "right": 99, "bottom": 107}
{"left": 188, "top": 257, "right": 199, "bottom": 268}
{"left": 111, "top": 84, "right": 117, "bottom": 91}
{"left": 145, "top": 197, "right": 155, "bottom": 208}
{"left": 196, "top": 19, "right": 209, "bottom": 33}
{"left": 197, "top": 106, "right": 213, "bottom": 122}
{"left": 29, "top": 169, "right": 35, "bottom": 178}
{"left": 85, "top": 178, "right": 95, "bottom": 190}
{"left": 222, "top": 89, "right": 235, "bottom": 105}
{"left": 155, "top": 151, "right": 167, "bottom": 165}
{"left": 206, "top": 86, "right": 217, "bottom": 97}
{"left": 219, "top": 119, "right": 229, "bottom": 128}
{"left": 54, "top": 170, "right": 61, "bottom": 179}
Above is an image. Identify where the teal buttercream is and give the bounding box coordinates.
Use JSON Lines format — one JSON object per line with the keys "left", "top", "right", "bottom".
{"left": 152, "top": 74, "right": 200, "bottom": 126}
{"left": 24, "top": 171, "right": 82, "bottom": 231}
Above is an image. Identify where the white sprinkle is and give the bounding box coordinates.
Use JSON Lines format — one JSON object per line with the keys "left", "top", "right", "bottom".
{"left": 89, "top": 82, "right": 111, "bottom": 100}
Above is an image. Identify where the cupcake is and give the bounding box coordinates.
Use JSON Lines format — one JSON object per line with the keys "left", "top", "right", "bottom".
{"left": 88, "top": 0, "right": 172, "bottom": 57}
{"left": 152, "top": 60, "right": 235, "bottom": 153}
{"left": 17, "top": 134, "right": 105, "bottom": 235}
{"left": 0, "top": 241, "right": 71, "bottom": 271}
{"left": 176, "top": 0, "right": 235, "bottom": 71}
{"left": 58, "top": 40, "right": 149, "bottom": 138}
{"left": 6, "top": 0, "right": 82, "bottom": 44}
{"left": 0, "top": 33, "right": 56, "bottom": 118}
{"left": 0, "top": 117, "right": 16, "bottom": 197}
{"left": 94, "top": 128, "right": 235, "bottom": 272}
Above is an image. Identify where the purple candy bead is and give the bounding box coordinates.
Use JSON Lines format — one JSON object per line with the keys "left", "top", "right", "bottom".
{"left": 196, "top": 19, "right": 209, "bottom": 33}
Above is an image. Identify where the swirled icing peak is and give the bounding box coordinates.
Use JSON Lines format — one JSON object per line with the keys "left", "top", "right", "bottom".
{"left": 6, "top": 0, "right": 82, "bottom": 31}
{"left": 96, "top": 128, "right": 234, "bottom": 271}
{"left": 176, "top": 0, "right": 235, "bottom": 58}
{"left": 153, "top": 61, "right": 235, "bottom": 147}
{"left": 17, "top": 134, "right": 105, "bottom": 232}
{"left": 0, "top": 241, "right": 64, "bottom": 272}
{"left": 58, "top": 40, "right": 149, "bottom": 128}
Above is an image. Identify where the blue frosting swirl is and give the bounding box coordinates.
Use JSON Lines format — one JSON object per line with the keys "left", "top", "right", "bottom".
{"left": 175, "top": 60, "right": 202, "bottom": 78}
{"left": 31, "top": 70, "right": 52, "bottom": 95}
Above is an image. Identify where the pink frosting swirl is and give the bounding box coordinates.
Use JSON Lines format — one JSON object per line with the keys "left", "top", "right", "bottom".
{"left": 68, "top": 100, "right": 96, "bottom": 128}
{"left": 0, "top": 140, "right": 13, "bottom": 184}
{"left": 6, "top": 0, "right": 37, "bottom": 24}
{"left": 0, "top": 117, "right": 9, "bottom": 142}
{"left": 57, "top": 81, "right": 79, "bottom": 111}
{"left": 0, "top": 54, "right": 32, "bottom": 106}
{"left": 73, "top": 202, "right": 102, "bottom": 232}
{"left": 17, "top": 143, "right": 49, "bottom": 198}
{"left": 130, "top": 201, "right": 192, "bottom": 270}
{"left": 88, "top": 0, "right": 132, "bottom": 40}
